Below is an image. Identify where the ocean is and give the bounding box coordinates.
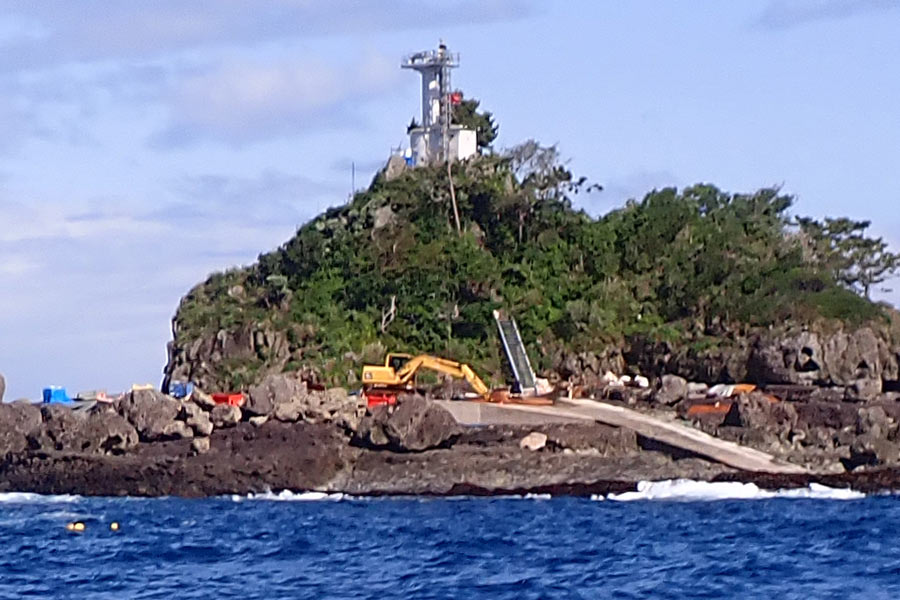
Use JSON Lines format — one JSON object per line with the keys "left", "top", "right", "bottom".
{"left": 0, "top": 481, "right": 897, "bottom": 599}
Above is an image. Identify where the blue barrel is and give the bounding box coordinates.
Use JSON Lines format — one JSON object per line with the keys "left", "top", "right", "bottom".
{"left": 42, "top": 386, "right": 71, "bottom": 404}
{"left": 169, "top": 381, "right": 194, "bottom": 399}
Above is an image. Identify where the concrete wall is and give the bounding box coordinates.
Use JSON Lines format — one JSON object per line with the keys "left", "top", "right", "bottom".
{"left": 409, "top": 126, "right": 476, "bottom": 166}
{"left": 450, "top": 127, "right": 477, "bottom": 162}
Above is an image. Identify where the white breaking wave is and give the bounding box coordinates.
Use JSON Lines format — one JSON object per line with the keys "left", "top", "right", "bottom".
{"left": 0, "top": 492, "right": 81, "bottom": 503}
{"left": 595, "top": 479, "right": 864, "bottom": 502}
{"left": 232, "top": 490, "right": 346, "bottom": 502}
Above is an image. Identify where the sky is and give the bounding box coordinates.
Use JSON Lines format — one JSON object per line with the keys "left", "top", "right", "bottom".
{"left": 1, "top": 0, "right": 899, "bottom": 400}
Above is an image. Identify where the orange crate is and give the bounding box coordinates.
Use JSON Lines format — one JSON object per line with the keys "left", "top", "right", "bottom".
{"left": 212, "top": 393, "right": 245, "bottom": 407}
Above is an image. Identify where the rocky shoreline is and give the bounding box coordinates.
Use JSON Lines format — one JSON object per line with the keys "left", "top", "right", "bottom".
{"left": 3, "top": 371, "right": 900, "bottom": 498}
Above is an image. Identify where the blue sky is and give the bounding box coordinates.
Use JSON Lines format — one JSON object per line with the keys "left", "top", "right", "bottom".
{"left": 1, "top": 0, "right": 898, "bottom": 400}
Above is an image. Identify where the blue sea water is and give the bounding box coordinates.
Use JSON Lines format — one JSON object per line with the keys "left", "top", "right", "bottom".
{"left": 0, "top": 483, "right": 898, "bottom": 599}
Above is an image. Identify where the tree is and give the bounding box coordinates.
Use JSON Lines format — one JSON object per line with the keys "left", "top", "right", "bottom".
{"left": 797, "top": 217, "right": 900, "bottom": 298}
{"left": 452, "top": 96, "right": 498, "bottom": 151}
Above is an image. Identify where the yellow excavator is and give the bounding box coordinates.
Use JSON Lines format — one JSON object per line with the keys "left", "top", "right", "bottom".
{"left": 361, "top": 353, "right": 491, "bottom": 407}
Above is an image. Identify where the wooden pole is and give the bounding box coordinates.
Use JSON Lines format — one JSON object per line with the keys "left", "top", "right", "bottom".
{"left": 448, "top": 160, "right": 461, "bottom": 235}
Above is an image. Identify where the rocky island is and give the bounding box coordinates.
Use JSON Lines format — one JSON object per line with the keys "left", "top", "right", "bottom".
{"left": 3, "top": 99, "right": 900, "bottom": 496}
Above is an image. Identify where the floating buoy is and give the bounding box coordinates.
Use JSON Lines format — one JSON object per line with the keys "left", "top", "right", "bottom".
{"left": 109, "top": 521, "right": 120, "bottom": 531}
{"left": 65, "top": 521, "right": 86, "bottom": 532}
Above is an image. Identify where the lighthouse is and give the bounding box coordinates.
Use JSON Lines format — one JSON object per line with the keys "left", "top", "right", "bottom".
{"left": 401, "top": 41, "right": 477, "bottom": 166}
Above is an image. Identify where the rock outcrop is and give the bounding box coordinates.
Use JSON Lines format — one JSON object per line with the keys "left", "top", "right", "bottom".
{"left": 117, "top": 389, "right": 182, "bottom": 442}
{"left": 243, "top": 374, "right": 362, "bottom": 429}
{"left": 0, "top": 402, "right": 41, "bottom": 454}
{"left": 747, "top": 327, "right": 897, "bottom": 394}
{"left": 28, "top": 404, "right": 138, "bottom": 454}
{"left": 355, "top": 395, "right": 461, "bottom": 452}
{"left": 182, "top": 401, "right": 214, "bottom": 436}
{"left": 162, "top": 323, "right": 318, "bottom": 398}
{"left": 616, "top": 324, "right": 900, "bottom": 400}
{"left": 210, "top": 404, "right": 242, "bottom": 429}
{"left": 656, "top": 375, "right": 689, "bottom": 406}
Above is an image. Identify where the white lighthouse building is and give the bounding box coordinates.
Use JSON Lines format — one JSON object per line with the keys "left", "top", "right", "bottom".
{"left": 402, "top": 42, "right": 477, "bottom": 166}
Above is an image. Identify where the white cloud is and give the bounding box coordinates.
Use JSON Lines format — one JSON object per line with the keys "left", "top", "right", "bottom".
{"left": 0, "top": 254, "right": 39, "bottom": 276}
{"left": 155, "top": 53, "right": 404, "bottom": 145}
{"left": 0, "top": 15, "right": 47, "bottom": 47}
{"left": 0, "top": 199, "right": 166, "bottom": 243}
{"left": 756, "top": 0, "right": 899, "bottom": 29}
{"left": 0, "top": 1, "right": 533, "bottom": 71}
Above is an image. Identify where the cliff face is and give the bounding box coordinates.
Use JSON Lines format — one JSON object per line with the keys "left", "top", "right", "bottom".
{"left": 162, "top": 151, "right": 899, "bottom": 394}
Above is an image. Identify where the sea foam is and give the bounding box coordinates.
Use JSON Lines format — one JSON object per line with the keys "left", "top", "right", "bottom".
{"left": 597, "top": 479, "right": 864, "bottom": 502}
{"left": 0, "top": 492, "right": 82, "bottom": 503}
{"left": 232, "top": 490, "right": 346, "bottom": 502}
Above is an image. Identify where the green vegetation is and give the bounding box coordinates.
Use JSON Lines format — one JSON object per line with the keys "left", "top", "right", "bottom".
{"left": 174, "top": 140, "right": 898, "bottom": 387}
{"left": 452, "top": 97, "right": 498, "bottom": 151}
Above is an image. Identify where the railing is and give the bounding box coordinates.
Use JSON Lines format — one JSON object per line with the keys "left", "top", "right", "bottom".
{"left": 401, "top": 50, "right": 460, "bottom": 69}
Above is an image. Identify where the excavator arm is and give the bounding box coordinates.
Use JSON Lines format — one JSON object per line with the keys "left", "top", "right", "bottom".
{"left": 365, "top": 354, "right": 490, "bottom": 399}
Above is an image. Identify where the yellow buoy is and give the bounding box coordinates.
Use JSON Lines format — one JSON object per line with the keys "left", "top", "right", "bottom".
{"left": 65, "top": 521, "right": 86, "bottom": 532}
{"left": 109, "top": 522, "right": 120, "bottom": 531}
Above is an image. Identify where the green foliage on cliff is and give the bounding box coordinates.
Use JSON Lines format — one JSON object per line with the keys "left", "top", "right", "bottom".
{"left": 174, "top": 142, "right": 896, "bottom": 387}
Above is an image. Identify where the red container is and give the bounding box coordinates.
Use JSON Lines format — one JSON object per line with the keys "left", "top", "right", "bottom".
{"left": 686, "top": 401, "right": 732, "bottom": 416}
{"left": 212, "top": 393, "right": 245, "bottom": 407}
{"left": 365, "top": 391, "right": 397, "bottom": 408}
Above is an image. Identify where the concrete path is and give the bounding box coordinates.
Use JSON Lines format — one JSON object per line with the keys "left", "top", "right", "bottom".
{"left": 503, "top": 398, "right": 808, "bottom": 474}
{"left": 440, "top": 398, "right": 807, "bottom": 475}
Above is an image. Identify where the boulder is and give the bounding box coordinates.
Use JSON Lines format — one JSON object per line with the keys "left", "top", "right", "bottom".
{"left": 192, "top": 417, "right": 214, "bottom": 437}
{"left": 723, "top": 392, "right": 798, "bottom": 442}
{"left": 0, "top": 402, "right": 42, "bottom": 454}
{"left": 76, "top": 406, "right": 139, "bottom": 454}
{"left": 856, "top": 406, "right": 895, "bottom": 440}
{"left": 249, "top": 415, "right": 269, "bottom": 427}
{"left": 182, "top": 401, "right": 214, "bottom": 436}
{"left": 261, "top": 385, "right": 361, "bottom": 428}
{"left": 211, "top": 404, "right": 241, "bottom": 429}
{"left": 29, "top": 405, "right": 81, "bottom": 452}
{"left": 846, "top": 435, "right": 900, "bottom": 470}
{"left": 0, "top": 373, "right": 5, "bottom": 403}
{"left": 162, "top": 421, "right": 193, "bottom": 440}
{"left": 28, "top": 404, "right": 138, "bottom": 454}
{"left": 273, "top": 400, "right": 304, "bottom": 423}
{"left": 245, "top": 374, "right": 308, "bottom": 417}
{"left": 191, "top": 436, "right": 210, "bottom": 454}
{"left": 117, "top": 389, "right": 182, "bottom": 442}
{"left": 519, "top": 432, "right": 548, "bottom": 451}
{"left": 355, "top": 395, "right": 461, "bottom": 452}
{"left": 304, "top": 388, "right": 355, "bottom": 423}
{"left": 190, "top": 389, "right": 217, "bottom": 411}
{"left": 656, "top": 375, "right": 688, "bottom": 405}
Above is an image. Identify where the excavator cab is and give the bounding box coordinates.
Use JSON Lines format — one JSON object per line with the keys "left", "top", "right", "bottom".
{"left": 386, "top": 353, "right": 412, "bottom": 371}
{"left": 361, "top": 353, "right": 413, "bottom": 407}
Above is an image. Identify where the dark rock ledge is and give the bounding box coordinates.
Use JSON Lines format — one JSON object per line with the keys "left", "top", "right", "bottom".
{"left": 2, "top": 374, "right": 900, "bottom": 497}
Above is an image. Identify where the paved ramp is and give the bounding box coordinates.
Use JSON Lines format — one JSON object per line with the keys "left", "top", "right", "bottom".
{"left": 441, "top": 398, "right": 807, "bottom": 475}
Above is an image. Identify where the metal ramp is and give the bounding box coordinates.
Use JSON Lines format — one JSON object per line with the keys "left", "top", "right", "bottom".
{"left": 493, "top": 310, "right": 537, "bottom": 394}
